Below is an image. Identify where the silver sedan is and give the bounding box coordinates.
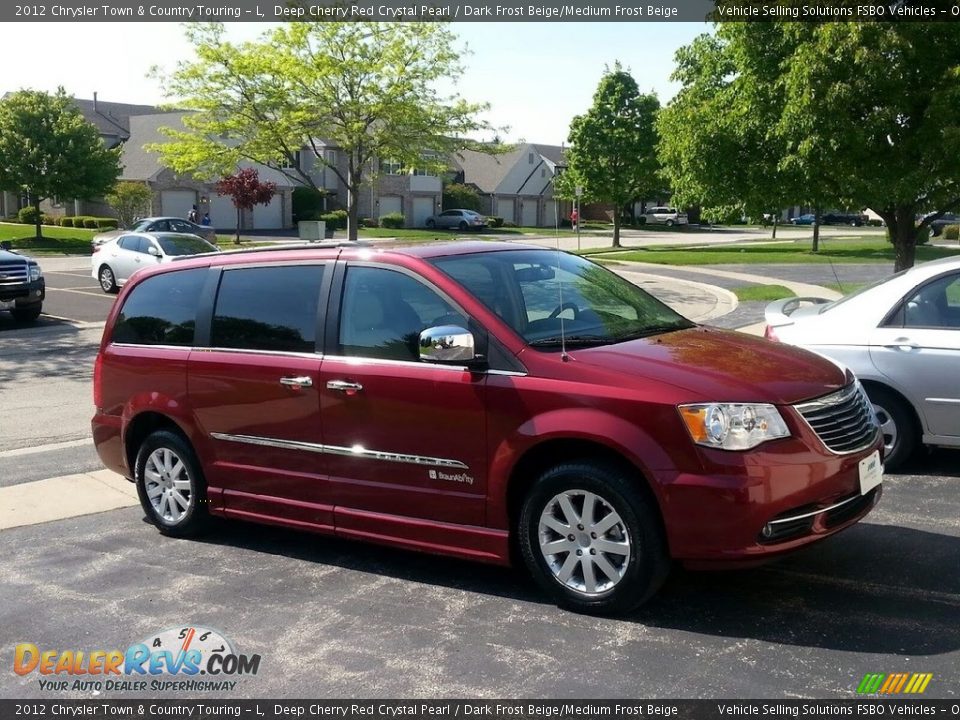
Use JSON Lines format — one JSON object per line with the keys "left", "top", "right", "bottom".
{"left": 764, "top": 255, "right": 960, "bottom": 469}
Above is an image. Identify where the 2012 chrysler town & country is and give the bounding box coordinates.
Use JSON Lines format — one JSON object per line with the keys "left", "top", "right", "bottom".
{"left": 92, "top": 242, "right": 883, "bottom": 613}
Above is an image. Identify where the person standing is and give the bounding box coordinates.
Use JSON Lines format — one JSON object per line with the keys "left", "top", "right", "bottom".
{"left": 187, "top": 205, "right": 199, "bottom": 223}
{"left": 570, "top": 208, "right": 579, "bottom": 230}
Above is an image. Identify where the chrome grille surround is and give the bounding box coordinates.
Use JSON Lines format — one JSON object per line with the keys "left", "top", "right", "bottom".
{"left": 793, "top": 382, "right": 880, "bottom": 455}
{"left": 0, "top": 260, "right": 28, "bottom": 286}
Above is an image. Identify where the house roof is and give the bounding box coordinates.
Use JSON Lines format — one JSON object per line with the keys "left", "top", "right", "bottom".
{"left": 71, "top": 97, "right": 175, "bottom": 147}
{"left": 450, "top": 146, "right": 525, "bottom": 194}
{"left": 532, "top": 143, "right": 567, "bottom": 167}
{"left": 121, "top": 112, "right": 295, "bottom": 187}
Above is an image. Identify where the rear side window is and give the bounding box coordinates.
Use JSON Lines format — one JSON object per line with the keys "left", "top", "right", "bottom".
{"left": 211, "top": 265, "right": 324, "bottom": 353}
{"left": 111, "top": 269, "right": 206, "bottom": 346}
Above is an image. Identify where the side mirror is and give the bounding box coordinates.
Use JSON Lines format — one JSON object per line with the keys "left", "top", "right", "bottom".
{"left": 147, "top": 245, "right": 161, "bottom": 257}
{"left": 419, "top": 325, "right": 476, "bottom": 364}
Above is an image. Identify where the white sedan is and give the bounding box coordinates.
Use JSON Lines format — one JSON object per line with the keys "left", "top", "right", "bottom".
{"left": 92, "top": 232, "right": 219, "bottom": 293}
{"left": 764, "top": 255, "right": 960, "bottom": 469}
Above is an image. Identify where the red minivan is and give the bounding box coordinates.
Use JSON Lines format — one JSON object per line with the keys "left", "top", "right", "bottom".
{"left": 92, "top": 242, "right": 883, "bottom": 613}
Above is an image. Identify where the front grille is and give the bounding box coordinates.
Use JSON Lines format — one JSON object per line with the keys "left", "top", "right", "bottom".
{"left": 794, "top": 383, "right": 879, "bottom": 454}
{"left": 0, "top": 260, "right": 28, "bottom": 285}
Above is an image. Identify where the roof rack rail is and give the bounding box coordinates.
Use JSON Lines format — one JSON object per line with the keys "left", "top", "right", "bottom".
{"left": 171, "top": 240, "right": 372, "bottom": 262}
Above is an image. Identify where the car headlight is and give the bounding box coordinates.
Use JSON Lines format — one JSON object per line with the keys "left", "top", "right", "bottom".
{"left": 29, "top": 264, "right": 42, "bottom": 281}
{"left": 678, "top": 402, "right": 789, "bottom": 450}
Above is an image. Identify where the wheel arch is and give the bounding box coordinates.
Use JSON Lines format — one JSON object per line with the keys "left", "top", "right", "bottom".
{"left": 859, "top": 378, "right": 924, "bottom": 437}
{"left": 123, "top": 411, "right": 193, "bottom": 477}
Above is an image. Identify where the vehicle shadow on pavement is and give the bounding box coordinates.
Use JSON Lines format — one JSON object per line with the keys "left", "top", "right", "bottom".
{"left": 636, "top": 522, "right": 960, "bottom": 655}
{"left": 0, "top": 323, "right": 89, "bottom": 383}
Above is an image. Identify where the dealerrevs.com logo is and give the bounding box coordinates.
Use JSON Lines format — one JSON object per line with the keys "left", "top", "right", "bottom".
{"left": 14, "top": 626, "right": 260, "bottom": 693}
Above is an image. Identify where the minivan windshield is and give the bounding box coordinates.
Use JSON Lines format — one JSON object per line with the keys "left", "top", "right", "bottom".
{"left": 431, "top": 249, "right": 694, "bottom": 348}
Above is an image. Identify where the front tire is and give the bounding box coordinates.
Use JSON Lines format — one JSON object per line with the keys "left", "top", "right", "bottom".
{"left": 519, "top": 462, "right": 668, "bottom": 615}
{"left": 135, "top": 430, "right": 210, "bottom": 537}
{"left": 665, "top": 219, "right": 675, "bottom": 227}
{"left": 865, "top": 386, "right": 917, "bottom": 471}
{"left": 11, "top": 304, "right": 42, "bottom": 322}
{"left": 98, "top": 265, "right": 118, "bottom": 293}
{"left": 425, "top": 219, "right": 436, "bottom": 229}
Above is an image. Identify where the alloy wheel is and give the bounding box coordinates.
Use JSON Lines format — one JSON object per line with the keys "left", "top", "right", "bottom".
{"left": 144, "top": 447, "right": 193, "bottom": 524}
{"left": 873, "top": 403, "right": 899, "bottom": 458}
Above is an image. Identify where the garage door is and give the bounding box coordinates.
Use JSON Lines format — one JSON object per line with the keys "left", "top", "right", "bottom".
{"left": 209, "top": 195, "right": 236, "bottom": 232}
{"left": 542, "top": 200, "right": 557, "bottom": 227}
{"left": 252, "top": 195, "right": 283, "bottom": 229}
{"left": 378, "top": 196, "right": 402, "bottom": 218}
{"left": 161, "top": 190, "right": 196, "bottom": 220}
{"left": 520, "top": 199, "right": 538, "bottom": 227}
{"left": 412, "top": 197, "right": 434, "bottom": 228}
{"left": 496, "top": 198, "right": 514, "bottom": 224}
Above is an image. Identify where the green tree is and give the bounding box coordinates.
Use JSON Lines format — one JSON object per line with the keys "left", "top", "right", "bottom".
{"left": 152, "top": 22, "right": 489, "bottom": 242}
{"left": 0, "top": 88, "right": 120, "bottom": 239}
{"left": 442, "top": 183, "right": 481, "bottom": 212}
{"left": 106, "top": 181, "right": 153, "bottom": 229}
{"left": 660, "top": 22, "right": 960, "bottom": 270}
{"left": 565, "top": 64, "right": 661, "bottom": 248}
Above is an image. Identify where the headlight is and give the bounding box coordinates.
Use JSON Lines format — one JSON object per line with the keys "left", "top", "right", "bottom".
{"left": 678, "top": 402, "right": 790, "bottom": 450}
{"left": 29, "top": 264, "right": 42, "bottom": 281}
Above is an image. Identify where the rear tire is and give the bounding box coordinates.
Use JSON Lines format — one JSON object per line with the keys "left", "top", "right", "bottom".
{"left": 11, "top": 304, "right": 41, "bottom": 322}
{"left": 865, "top": 386, "right": 917, "bottom": 471}
{"left": 98, "top": 265, "right": 118, "bottom": 294}
{"left": 665, "top": 219, "right": 674, "bottom": 227}
{"left": 458, "top": 221, "right": 468, "bottom": 231}
{"left": 519, "top": 462, "right": 669, "bottom": 615}
{"left": 426, "top": 219, "right": 435, "bottom": 229}
{"left": 135, "top": 430, "right": 210, "bottom": 537}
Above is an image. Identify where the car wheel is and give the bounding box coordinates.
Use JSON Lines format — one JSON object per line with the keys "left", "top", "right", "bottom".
{"left": 426, "top": 219, "right": 435, "bottom": 229}
{"left": 98, "top": 265, "right": 118, "bottom": 294}
{"left": 11, "top": 304, "right": 42, "bottom": 322}
{"left": 865, "top": 386, "right": 917, "bottom": 471}
{"left": 637, "top": 217, "right": 647, "bottom": 225}
{"left": 930, "top": 227, "right": 941, "bottom": 237}
{"left": 665, "top": 219, "right": 674, "bottom": 227}
{"left": 458, "top": 221, "right": 468, "bottom": 231}
{"left": 135, "top": 430, "right": 210, "bottom": 537}
{"left": 519, "top": 462, "right": 668, "bottom": 615}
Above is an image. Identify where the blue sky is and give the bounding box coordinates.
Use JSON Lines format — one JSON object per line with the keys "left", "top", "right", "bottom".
{"left": 6, "top": 22, "right": 708, "bottom": 146}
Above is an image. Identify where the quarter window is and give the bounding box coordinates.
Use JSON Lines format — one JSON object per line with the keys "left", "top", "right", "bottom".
{"left": 211, "top": 265, "right": 324, "bottom": 353}
{"left": 338, "top": 266, "right": 462, "bottom": 362}
{"left": 902, "top": 273, "right": 960, "bottom": 329}
{"left": 111, "top": 269, "right": 206, "bottom": 346}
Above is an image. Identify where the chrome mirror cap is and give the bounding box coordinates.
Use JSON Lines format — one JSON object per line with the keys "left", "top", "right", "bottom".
{"left": 419, "top": 325, "right": 475, "bottom": 363}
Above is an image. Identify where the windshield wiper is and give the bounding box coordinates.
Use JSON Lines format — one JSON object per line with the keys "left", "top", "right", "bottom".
{"left": 528, "top": 335, "right": 610, "bottom": 348}
{"left": 613, "top": 322, "right": 693, "bottom": 342}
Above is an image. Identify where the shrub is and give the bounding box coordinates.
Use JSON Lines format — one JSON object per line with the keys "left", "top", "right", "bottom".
{"left": 57, "top": 216, "right": 72, "bottom": 227}
{"left": 361, "top": 217, "right": 379, "bottom": 228}
{"left": 292, "top": 187, "right": 327, "bottom": 224}
{"left": 83, "top": 217, "right": 99, "bottom": 229}
{"left": 502, "top": 220, "right": 518, "bottom": 228}
{"left": 944, "top": 225, "right": 959, "bottom": 241}
{"left": 486, "top": 216, "right": 504, "bottom": 228}
{"left": 96, "top": 218, "right": 119, "bottom": 229}
{"left": 380, "top": 212, "right": 405, "bottom": 229}
{"left": 442, "top": 183, "right": 481, "bottom": 212}
{"left": 17, "top": 206, "right": 40, "bottom": 225}
{"left": 319, "top": 209, "right": 348, "bottom": 231}
{"left": 42, "top": 214, "right": 57, "bottom": 226}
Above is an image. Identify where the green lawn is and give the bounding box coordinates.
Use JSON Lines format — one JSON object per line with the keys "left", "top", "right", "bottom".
{"left": 0, "top": 222, "right": 95, "bottom": 254}
{"left": 734, "top": 285, "right": 796, "bottom": 302}
{"left": 587, "top": 239, "right": 960, "bottom": 265}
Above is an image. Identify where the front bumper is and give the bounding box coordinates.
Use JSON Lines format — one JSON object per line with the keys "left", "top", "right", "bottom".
{"left": 0, "top": 278, "right": 45, "bottom": 306}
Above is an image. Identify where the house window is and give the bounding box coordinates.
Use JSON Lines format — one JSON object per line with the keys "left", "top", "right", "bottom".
{"left": 281, "top": 151, "right": 301, "bottom": 169}
{"left": 528, "top": 152, "right": 535, "bottom": 164}
{"left": 541, "top": 169, "right": 546, "bottom": 178}
{"left": 380, "top": 159, "right": 406, "bottom": 175}
{"left": 411, "top": 167, "right": 435, "bottom": 177}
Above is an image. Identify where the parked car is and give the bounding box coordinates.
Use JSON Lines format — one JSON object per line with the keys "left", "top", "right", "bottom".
{"left": 822, "top": 212, "right": 866, "bottom": 227}
{"left": 91, "top": 217, "right": 217, "bottom": 252}
{"left": 425, "top": 209, "right": 487, "bottom": 231}
{"left": 91, "top": 232, "right": 220, "bottom": 293}
{"left": 926, "top": 213, "right": 960, "bottom": 237}
{"left": 790, "top": 214, "right": 817, "bottom": 226}
{"left": 92, "top": 241, "right": 882, "bottom": 614}
{"left": 638, "top": 207, "right": 688, "bottom": 226}
{"left": 0, "top": 242, "right": 44, "bottom": 322}
{"left": 764, "top": 255, "right": 960, "bottom": 469}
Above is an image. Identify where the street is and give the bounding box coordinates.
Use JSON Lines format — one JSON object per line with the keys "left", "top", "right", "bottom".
{"left": 1, "top": 247, "right": 958, "bottom": 700}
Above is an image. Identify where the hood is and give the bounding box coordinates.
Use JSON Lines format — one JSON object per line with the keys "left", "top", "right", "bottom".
{"left": 0, "top": 248, "right": 33, "bottom": 264}
{"left": 569, "top": 326, "right": 848, "bottom": 405}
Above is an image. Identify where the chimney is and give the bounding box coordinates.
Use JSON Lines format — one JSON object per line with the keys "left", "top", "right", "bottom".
{"left": 93, "top": 92, "right": 98, "bottom": 112}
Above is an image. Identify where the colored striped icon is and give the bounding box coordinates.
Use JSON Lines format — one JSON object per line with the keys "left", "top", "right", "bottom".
{"left": 857, "top": 673, "right": 933, "bottom": 694}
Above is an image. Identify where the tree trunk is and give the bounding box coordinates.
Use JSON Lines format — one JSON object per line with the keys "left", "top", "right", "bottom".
{"left": 33, "top": 198, "right": 43, "bottom": 240}
{"left": 612, "top": 205, "right": 621, "bottom": 248}
{"left": 771, "top": 213, "right": 778, "bottom": 240}
{"left": 346, "top": 155, "right": 359, "bottom": 242}
{"left": 892, "top": 205, "right": 919, "bottom": 272}
{"left": 812, "top": 206, "right": 821, "bottom": 253}
{"left": 234, "top": 206, "right": 241, "bottom": 244}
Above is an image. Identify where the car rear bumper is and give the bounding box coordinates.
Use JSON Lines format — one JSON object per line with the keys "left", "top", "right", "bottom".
{"left": 91, "top": 410, "right": 129, "bottom": 480}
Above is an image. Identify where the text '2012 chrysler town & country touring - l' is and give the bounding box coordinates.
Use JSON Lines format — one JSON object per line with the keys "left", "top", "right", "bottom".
{"left": 92, "top": 242, "right": 884, "bottom": 613}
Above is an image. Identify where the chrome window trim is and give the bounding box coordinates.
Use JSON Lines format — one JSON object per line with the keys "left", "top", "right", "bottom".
{"left": 323, "top": 354, "right": 470, "bottom": 372}
{"left": 110, "top": 342, "right": 192, "bottom": 352}
{"left": 194, "top": 346, "right": 324, "bottom": 361}
{"left": 210, "top": 432, "right": 469, "bottom": 469}
{"left": 767, "top": 492, "right": 872, "bottom": 526}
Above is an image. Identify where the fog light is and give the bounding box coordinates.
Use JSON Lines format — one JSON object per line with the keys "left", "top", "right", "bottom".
{"left": 761, "top": 523, "right": 773, "bottom": 539}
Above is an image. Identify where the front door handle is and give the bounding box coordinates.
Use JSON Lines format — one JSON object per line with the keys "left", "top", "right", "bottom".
{"left": 326, "top": 379, "right": 363, "bottom": 395}
{"left": 883, "top": 337, "right": 919, "bottom": 351}
{"left": 280, "top": 376, "right": 313, "bottom": 388}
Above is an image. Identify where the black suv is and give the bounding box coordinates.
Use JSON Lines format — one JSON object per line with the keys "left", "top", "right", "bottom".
{"left": 822, "top": 212, "right": 866, "bottom": 227}
{"left": 0, "top": 243, "right": 45, "bottom": 322}
{"left": 929, "top": 213, "right": 960, "bottom": 237}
